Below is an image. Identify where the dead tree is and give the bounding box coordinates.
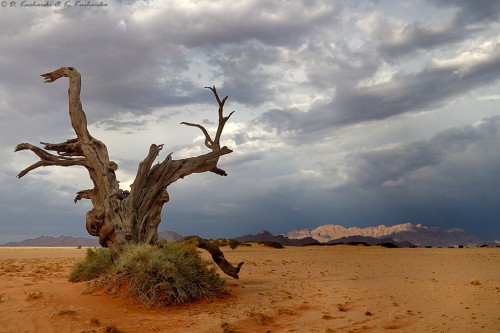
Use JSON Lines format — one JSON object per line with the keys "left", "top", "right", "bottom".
{"left": 15, "top": 67, "right": 243, "bottom": 278}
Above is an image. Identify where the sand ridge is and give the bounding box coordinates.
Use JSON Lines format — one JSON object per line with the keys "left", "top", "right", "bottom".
{"left": 0, "top": 245, "right": 499, "bottom": 332}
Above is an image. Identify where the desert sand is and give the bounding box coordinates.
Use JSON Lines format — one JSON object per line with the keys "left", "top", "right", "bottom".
{"left": 0, "top": 245, "right": 499, "bottom": 333}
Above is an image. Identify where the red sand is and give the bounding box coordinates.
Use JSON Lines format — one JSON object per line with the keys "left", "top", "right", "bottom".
{"left": 0, "top": 245, "right": 499, "bottom": 332}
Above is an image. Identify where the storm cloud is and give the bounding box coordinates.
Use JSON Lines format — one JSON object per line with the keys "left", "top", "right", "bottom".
{"left": 1, "top": 0, "right": 499, "bottom": 244}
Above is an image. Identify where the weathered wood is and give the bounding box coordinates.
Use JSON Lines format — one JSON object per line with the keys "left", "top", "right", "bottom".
{"left": 183, "top": 236, "right": 244, "bottom": 279}
{"left": 15, "top": 67, "right": 241, "bottom": 278}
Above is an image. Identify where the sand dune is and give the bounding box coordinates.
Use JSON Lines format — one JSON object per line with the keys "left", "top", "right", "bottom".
{"left": 0, "top": 245, "right": 498, "bottom": 332}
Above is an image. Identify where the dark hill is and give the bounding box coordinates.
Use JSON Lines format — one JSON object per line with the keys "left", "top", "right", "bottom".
{"left": 235, "top": 230, "right": 320, "bottom": 246}
{"left": 327, "top": 236, "right": 415, "bottom": 248}
{"left": 1, "top": 235, "right": 99, "bottom": 247}
{"left": 1, "top": 230, "right": 183, "bottom": 247}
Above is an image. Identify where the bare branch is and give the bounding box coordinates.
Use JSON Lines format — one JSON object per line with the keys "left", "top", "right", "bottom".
{"left": 41, "top": 68, "right": 69, "bottom": 83}
{"left": 171, "top": 146, "right": 232, "bottom": 180}
{"left": 204, "top": 85, "right": 223, "bottom": 104}
{"left": 130, "top": 144, "right": 163, "bottom": 205}
{"left": 214, "top": 110, "right": 235, "bottom": 146}
{"left": 210, "top": 167, "right": 229, "bottom": 177}
{"left": 15, "top": 142, "right": 86, "bottom": 178}
{"left": 16, "top": 161, "right": 44, "bottom": 179}
{"left": 42, "top": 67, "right": 92, "bottom": 142}
{"left": 180, "top": 86, "right": 236, "bottom": 155}
{"left": 203, "top": 86, "right": 235, "bottom": 147}
{"left": 183, "top": 235, "right": 244, "bottom": 279}
{"left": 41, "top": 138, "right": 83, "bottom": 157}
{"left": 74, "top": 189, "right": 92, "bottom": 203}
{"left": 180, "top": 122, "right": 214, "bottom": 149}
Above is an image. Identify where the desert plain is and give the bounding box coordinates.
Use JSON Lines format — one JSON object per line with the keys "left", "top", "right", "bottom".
{"left": 0, "top": 244, "right": 499, "bottom": 333}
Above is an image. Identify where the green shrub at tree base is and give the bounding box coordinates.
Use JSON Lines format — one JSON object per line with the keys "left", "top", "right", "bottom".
{"left": 114, "top": 242, "right": 226, "bottom": 305}
{"left": 70, "top": 241, "right": 226, "bottom": 306}
{"left": 69, "top": 247, "right": 113, "bottom": 282}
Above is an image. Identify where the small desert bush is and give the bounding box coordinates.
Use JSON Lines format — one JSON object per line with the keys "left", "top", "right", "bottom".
{"left": 378, "top": 242, "right": 399, "bottom": 248}
{"left": 248, "top": 312, "right": 273, "bottom": 326}
{"left": 221, "top": 322, "right": 239, "bottom": 333}
{"left": 258, "top": 241, "right": 284, "bottom": 249}
{"left": 470, "top": 278, "right": 481, "bottom": 286}
{"left": 69, "top": 247, "right": 113, "bottom": 282}
{"left": 101, "top": 241, "right": 225, "bottom": 306}
{"left": 90, "top": 318, "right": 100, "bottom": 326}
{"left": 228, "top": 239, "right": 241, "bottom": 250}
{"left": 25, "top": 289, "right": 43, "bottom": 300}
{"left": 104, "top": 324, "right": 120, "bottom": 333}
{"left": 211, "top": 238, "right": 229, "bottom": 247}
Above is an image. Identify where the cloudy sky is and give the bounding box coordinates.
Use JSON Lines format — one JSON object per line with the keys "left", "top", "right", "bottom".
{"left": 1, "top": 0, "right": 499, "bottom": 244}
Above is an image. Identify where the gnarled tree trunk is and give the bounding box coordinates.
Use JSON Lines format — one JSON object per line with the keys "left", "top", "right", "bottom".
{"left": 15, "top": 67, "right": 242, "bottom": 278}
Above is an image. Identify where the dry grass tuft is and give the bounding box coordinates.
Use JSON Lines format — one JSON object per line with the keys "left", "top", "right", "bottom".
{"left": 249, "top": 311, "right": 273, "bottom": 326}
{"left": 56, "top": 309, "right": 78, "bottom": 316}
{"left": 25, "top": 289, "right": 43, "bottom": 300}
{"left": 277, "top": 307, "right": 296, "bottom": 316}
{"left": 336, "top": 303, "right": 349, "bottom": 312}
{"left": 0, "top": 260, "right": 24, "bottom": 274}
{"left": 104, "top": 324, "right": 120, "bottom": 333}
{"left": 92, "top": 242, "right": 225, "bottom": 306}
{"left": 69, "top": 248, "right": 113, "bottom": 282}
{"left": 470, "top": 278, "right": 481, "bottom": 286}
{"left": 383, "top": 322, "right": 401, "bottom": 330}
{"left": 221, "top": 322, "right": 239, "bottom": 333}
{"left": 90, "top": 318, "right": 100, "bottom": 326}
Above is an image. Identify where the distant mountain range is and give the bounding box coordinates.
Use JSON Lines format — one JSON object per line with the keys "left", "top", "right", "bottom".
{"left": 235, "top": 230, "right": 417, "bottom": 248}
{"left": 158, "top": 230, "right": 183, "bottom": 241}
{"left": 1, "top": 235, "right": 100, "bottom": 247}
{"left": 1, "top": 230, "right": 183, "bottom": 247}
{"left": 235, "top": 230, "right": 320, "bottom": 246}
{"left": 326, "top": 236, "right": 416, "bottom": 248}
{"left": 1, "top": 223, "right": 497, "bottom": 248}
{"left": 285, "top": 223, "right": 497, "bottom": 247}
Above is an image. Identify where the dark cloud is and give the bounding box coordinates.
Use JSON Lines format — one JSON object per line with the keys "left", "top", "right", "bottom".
{"left": 207, "top": 43, "right": 278, "bottom": 106}
{"left": 140, "top": 0, "right": 340, "bottom": 48}
{"left": 0, "top": 1, "right": 342, "bottom": 118}
{"left": 378, "top": 19, "right": 469, "bottom": 59}
{"left": 430, "top": 0, "right": 500, "bottom": 23}
{"left": 0, "top": 172, "right": 92, "bottom": 244}
{"left": 1, "top": 0, "right": 500, "bottom": 243}
{"left": 304, "top": 41, "right": 381, "bottom": 89}
{"left": 93, "top": 118, "right": 149, "bottom": 133}
{"left": 332, "top": 54, "right": 500, "bottom": 124}
{"left": 360, "top": 1, "right": 500, "bottom": 59}
{"left": 344, "top": 116, "right": 500, "bottom": 188}
{"left": 254, "top": 117, "right": 500, "bottom": 238}
{"left": 258, "top": 43, "right": 500, "bottom": 136}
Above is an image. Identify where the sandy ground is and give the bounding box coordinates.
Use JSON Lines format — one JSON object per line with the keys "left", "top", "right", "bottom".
{"left": 0, "top": 245, "right": 499, "bottom": 333}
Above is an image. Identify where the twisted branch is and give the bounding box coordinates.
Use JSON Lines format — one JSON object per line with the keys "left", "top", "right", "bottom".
{"left": 41, "top": 138, "right": 83, "bottom": 157}
{"left": 183, "top": 236, "right": 244, "bottom": 279}
{"left": 15, "top": 142, "right": 86, "bottom": 178}
{"left": 181, "top": 86, "right": 235, "bottom": 151}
